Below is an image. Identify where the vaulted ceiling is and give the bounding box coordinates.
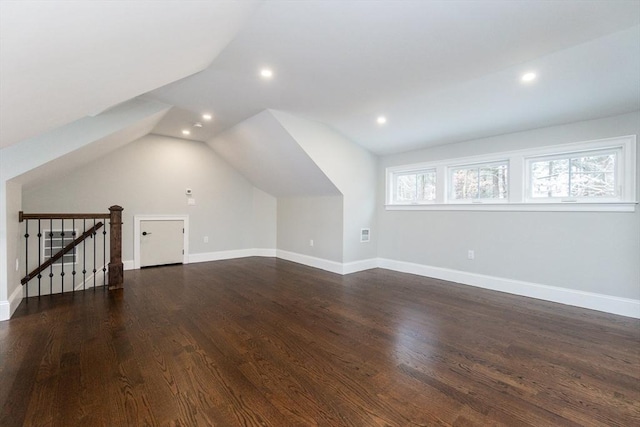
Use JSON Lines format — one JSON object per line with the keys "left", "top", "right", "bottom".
{"left": 0, "top": 0, "right": 260, "bottom": 148}
{"left": 2, "top": 0, "right": 639, "bottom": 156}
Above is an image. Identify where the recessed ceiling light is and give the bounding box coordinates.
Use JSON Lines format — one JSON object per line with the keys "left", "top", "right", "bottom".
{"left": 202, "top": 113, "right": 212, "bottom": 121}
{"left": 521, "top": 72, "right": 537, "bottom": 83}
{"left": 260, "top": 68, "right": 273, "bottom": 79}
{"left": 377, "top": 116, "right": 387, "bottom": 125}
{"left": 182, "top": 129, "right": 191, "bottom": 136}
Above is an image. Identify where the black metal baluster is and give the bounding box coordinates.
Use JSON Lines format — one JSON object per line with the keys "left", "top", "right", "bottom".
{"left": 61, "top": 221, "right": 65, "bottom": 293}
{"left": 93, "top": 218, "right": 97, "bottom": 291}
{"left": 83, "top": 219, "right": 87, "bottom": 291}
{"left": 49, "top": 219, "right": 53, "bottom": 296}
{"left": 37, "top": 220, "right": 41, "bottom": 297}
{"left": 24, "top": 221, "right": 29, "bottom": 299}
{"left": 103, "top": 226, "right": 107, "bottom": 289}
{"left": 72, "top": 219, "right": 76, "bottom": 293}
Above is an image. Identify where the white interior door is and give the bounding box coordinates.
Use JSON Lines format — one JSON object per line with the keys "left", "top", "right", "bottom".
{"left": 140, "top": 220, "right": 184, "bottom": 267}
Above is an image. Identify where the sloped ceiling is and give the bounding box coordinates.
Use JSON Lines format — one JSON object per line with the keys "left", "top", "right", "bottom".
{"left": 0, "top": 0, "right": 261, "bottom": 149}
{"left": 148, "top": 0, "right": 640, "bottom": 155}
{"left": 2, "top": 98, "right": 171, "bottom": 187}
{"left": 207, "top": 110, "right": 340, "bottom": 197}
{"left": 2, "top": 0, "right": 638, "bottom": 166}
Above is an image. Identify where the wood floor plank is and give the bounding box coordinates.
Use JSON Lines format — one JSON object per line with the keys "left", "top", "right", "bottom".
{"left": 1, "top": 257, "right": 638, "bottom": 426}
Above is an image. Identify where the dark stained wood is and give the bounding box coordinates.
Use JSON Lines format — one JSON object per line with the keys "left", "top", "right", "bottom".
{"left": 1, "top": 258, "right": 639, "bottom": 426}
{"left": 19, "top": 206, "right": 124, "bottom": 292}
{"left": 20, "top": 222, "right": 104, "bottom": 285}
{"left": 107, "top": 205, "right": 123, "bottom": 290}
{"left": 19, "top": 212, "right": 110, "bottom": 222}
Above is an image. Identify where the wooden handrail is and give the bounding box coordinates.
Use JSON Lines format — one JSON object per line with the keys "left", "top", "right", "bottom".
{"left": 20, "top": 205, "right": 124, "bottom": 292}
{"left": 19, "top": 212, "right": 109, "bottom": 222}
{"left": 21, "top": 222, "right": 104, "bottom": 285}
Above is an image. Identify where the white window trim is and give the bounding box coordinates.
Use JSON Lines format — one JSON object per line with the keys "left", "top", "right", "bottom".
{"left": 386, "top": 135, "right": 637, "bottom": 212}
{"left": 390, "top": 167, "right": 437, "bottom": 204}
{"left": 525, "top": 146, "right": 623, "bottom": 204}
{"left": 447, "top": 160, "right": 509, "bottom": 203}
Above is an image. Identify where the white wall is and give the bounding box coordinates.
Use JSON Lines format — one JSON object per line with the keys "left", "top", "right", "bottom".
{"left": 5, "top": 109, "right": 638, "bottom": 319}
{"left": 272, "top": 110, "right": 378, "bottom": 263}
{"left": 6, "top": 182, "right": 22, "bottom": 302}
{"left": 277, "top": 196, "right": 344, "bottom": 262}
{"left": 207, "top": 110, "right": 340, "bottom": 198}
{"left": 252, "top": 188, "right": 277, "bottom": 250}
{"left": 0, "top": 180, "right": 22, "bottom": 319}
{"left": 22, "top": 134, "right": 275, "bottom": 263}
{"left": 0, "top": 98, "right": 169, "bottom": 320}
{"left": 378, "top": 111, "right": 640, "bottom": 301}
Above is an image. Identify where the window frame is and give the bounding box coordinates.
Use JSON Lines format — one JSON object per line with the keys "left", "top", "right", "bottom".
{"left": 447, "top": 160, "right": 509, "bottom": 203}
{"left": 385, "top": 135, "right": 637, "bottom": 212}
{"left": 525, "top": 147, "right": 622, "bottom": 203}
{"left": 390, "top": 167, "right": 437, "bottom": 205}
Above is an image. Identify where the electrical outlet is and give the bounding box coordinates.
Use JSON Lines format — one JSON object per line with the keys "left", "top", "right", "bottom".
{"left": 310, "top": 239, "right": 314, "bottom": 247}
{"left": 204, "top": 236, "right": 209, "bottom": 243}
{"left": 468, "top": 250, "right": 475, "bottom": 260}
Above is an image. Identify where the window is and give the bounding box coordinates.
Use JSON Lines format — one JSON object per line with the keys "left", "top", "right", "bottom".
{"left": 528, "top": 149, "right": 618, "bottom": 200}
{"left": 392, "top": 169, "right": 436, "bottom": 204}
{"left": 43, "top": 230, "right": 77, "bottom": 265}
{"left": 449, "top": 161, "right": 508, "bottom": 201}
{"left": 385, "top": 135, "right": 636, "bottom": 212}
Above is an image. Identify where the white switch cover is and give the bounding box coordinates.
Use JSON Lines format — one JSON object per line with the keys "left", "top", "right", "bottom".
{"left": 187, "top": 198, "right": 196, "bottom": 205}
{"left": 204, "top": 236, "right": 209, "bottom": 243}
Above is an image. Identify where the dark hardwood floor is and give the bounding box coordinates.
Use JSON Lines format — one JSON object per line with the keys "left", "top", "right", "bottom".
{"left": 1, "top": 257, "right": 638, "bottom": 426}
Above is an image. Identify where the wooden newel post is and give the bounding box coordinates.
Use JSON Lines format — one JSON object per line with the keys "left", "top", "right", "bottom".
{"left": 108, "top": 205, "right": 124, "bottom": 290}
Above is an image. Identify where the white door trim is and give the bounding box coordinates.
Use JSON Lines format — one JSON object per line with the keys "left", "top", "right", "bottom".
{"left": 134, "top": 215, "right": 189, "bottom": 269}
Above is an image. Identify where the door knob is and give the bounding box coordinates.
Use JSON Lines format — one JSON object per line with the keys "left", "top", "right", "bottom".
{"left": 142, "top": 231, "right": 152, "bottom": 236}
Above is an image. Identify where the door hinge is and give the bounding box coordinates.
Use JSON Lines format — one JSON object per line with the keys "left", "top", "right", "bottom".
{"left": 182, "top": 249, "right": 184, "bottom": 255}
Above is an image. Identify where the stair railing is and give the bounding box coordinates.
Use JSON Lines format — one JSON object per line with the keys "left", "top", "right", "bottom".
{"left": 18, "top": 205, "right": 123, "bottom": 297}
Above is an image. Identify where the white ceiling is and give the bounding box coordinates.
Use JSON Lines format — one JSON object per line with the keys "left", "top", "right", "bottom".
{"left": 16, "top": 105, "right": 169, "bottom": 189}
{"left": 2, "top": 1, "right": 639, "bottom": 157}
{"left": 208, "top": 110, "right": 340, "bottom": 197}
{"left": 0, "top": 0, "right": 260, "bottom": 149}
{"left": 148, "top": 0, "right": 640, "bottom": 155}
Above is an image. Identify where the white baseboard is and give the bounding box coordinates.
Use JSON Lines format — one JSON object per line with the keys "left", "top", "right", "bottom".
{"left": 5, "top": 251, "right": 634, "bottom": 320}
{"left": 74, "top": 263, "right": 109, "bottom": 291}
{"left": 343, "top": 258, "right": 379, "bottom": 274}
{"left": 0, "top": 284, "right": 24, "bottom": 321}
{"left": 253, "top": 248, "right": 277, "bottom": 257}
{"left": 276, "top": 250, "right": 344, "bottom": 274}
{"left": 9, "top": 285, "right": 22, "bottom": 316}
{"left": 0, "top": 301, "right": 8, "bottom": 321}
{"left": 275, "top": 250, "right": 378, "bottom": 275}
{"left": 70, "top": 261, "right": 134, "bottom": 292}
{"left": 377, "top": 258, "right": 640, "bottom": 319}
{"left": 188, "top": 248, "right": 276, "bottom": 264}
